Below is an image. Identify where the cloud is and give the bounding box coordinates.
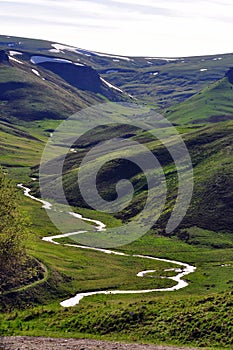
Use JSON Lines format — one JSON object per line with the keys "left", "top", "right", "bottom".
{"left": 0, "top": 0, "right": 233, "bottom": 56}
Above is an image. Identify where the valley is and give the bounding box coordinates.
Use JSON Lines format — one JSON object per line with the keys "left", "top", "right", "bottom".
{"left": 18, "top": 184, "right": 196, "bottom": 308}
{"left": 0, "top": 35, "right": 233, "bottom": 349}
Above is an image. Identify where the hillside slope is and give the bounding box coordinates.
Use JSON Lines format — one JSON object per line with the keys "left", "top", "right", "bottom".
{"left": 34, "top": 119, "right": 233, "bottom": 237}
{"left": 167, "top": 69, "right": 233, "bottom": 124}
{"left": 1, "top": 35, "right": 233, "bottom": 109}
{"left": 0, "top": 50, "right": 127, "bottom": 126}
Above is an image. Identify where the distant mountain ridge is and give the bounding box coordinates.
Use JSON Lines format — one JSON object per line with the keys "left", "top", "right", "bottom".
{"left": 0, "top": 34, "right": 233, "bottom": 110}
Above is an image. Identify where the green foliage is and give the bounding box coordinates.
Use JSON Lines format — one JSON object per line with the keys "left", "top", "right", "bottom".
{"left": 1, "top": 291, "right": 233, "bottom": 348}
{"left": 0, "top": 168, "right": 30, "bottom": 292}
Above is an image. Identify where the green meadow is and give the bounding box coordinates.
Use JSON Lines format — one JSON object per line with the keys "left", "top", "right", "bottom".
{"left": 1, "top": 35, "right": 233, "bottom": 348}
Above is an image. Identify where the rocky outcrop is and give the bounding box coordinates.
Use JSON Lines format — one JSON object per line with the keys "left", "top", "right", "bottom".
{"left": 38, "top": 61, "right": 102, "bottom": 93}
{"left": 225, "top": 67, "right": 233, "bottom": 84}
{"left": 0, "top": 50, "right": 10, "bottom": 64}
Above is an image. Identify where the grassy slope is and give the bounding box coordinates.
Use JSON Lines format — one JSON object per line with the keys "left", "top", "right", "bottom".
{"left": 0, "top": 62, "right": 106, "bottom": 125}
{"left": 1, "top": 291, "right": 233, "bottom": 349}
{"left": 0, "top": 121, "right": 42, "bottom": 168}
{"left": 1, "top": 35, "right": 233, "bottom": 348}
{"left": 1, "top": 185, "right": 233, "bottom": 348}
{"left": 1, "top": 120, "right": 233, "bottom": 348}
{"left": 167, "top": 77, "right": 233, "bottom": 124}
{"left": 37, "top": 119, "right": 233, "bottom": 234}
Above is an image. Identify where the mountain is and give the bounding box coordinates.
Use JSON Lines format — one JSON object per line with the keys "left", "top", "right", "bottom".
{"left": 1, "top": 34, "right": 233, "bottom": 109}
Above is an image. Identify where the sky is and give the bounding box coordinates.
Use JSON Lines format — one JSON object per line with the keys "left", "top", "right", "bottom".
{"left": 1, "top": 0, "right": 233, "bottom": 57}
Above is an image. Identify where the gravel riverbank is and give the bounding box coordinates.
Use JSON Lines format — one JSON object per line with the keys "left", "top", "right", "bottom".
{"left": 0, "top": 337, "right": 202, "bottom": 350}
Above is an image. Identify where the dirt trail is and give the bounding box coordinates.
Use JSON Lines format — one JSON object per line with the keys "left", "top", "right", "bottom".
{"left": 0, "top": 337, "right": 202, "bottom": 350}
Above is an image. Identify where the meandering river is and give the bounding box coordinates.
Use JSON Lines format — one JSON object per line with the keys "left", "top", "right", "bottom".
{"left": 18, "top": 184, "right": 196, "bottom": 307}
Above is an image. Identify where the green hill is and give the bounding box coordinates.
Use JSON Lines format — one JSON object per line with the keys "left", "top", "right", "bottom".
{"left": 1, "top": 35, "right": 233, "bottom": 349}
{"left": 167, "top": 72, "right": 233, "bottom": 124}
{"left": 34, "top": 119, "right": 233, "bottom": 236}
{"left": 0, "top": 53, "right": 126, "bottom": 126}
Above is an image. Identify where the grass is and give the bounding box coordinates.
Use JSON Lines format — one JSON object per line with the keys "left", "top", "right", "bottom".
{"left": 0, "top": 117, "right": 232, "bottom": 347}
{"left": 1, "top": 288, "right": 233, "bottom": 348}
{"left": 167, "top": 77, "right": 233, "bottom": 124}
{"left": 1, "top": 34, "right": 233, "bottom": 348}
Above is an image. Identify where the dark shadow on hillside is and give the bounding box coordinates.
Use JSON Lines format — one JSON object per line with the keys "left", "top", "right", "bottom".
{"left": 0, "top": 82, "right": 31, "bottom": 96}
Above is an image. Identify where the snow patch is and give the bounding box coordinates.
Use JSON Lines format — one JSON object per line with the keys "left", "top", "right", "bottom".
{"left": 213, "top": 57, "right": 222, "bottom": 61}
{"left": 51, "top": 43, "right": 77, "bottom": 53}
{"left": 146, "top": 57, "right": 180, "bottom": 62}
{"left": 32, "top": 69, "right": 41, "bottom": 77}
{"left": 52, "top": 43, "right": 133, "bottom": 61}
{"left": 31, "top": 55, "right": 84, "bottom": 67}
{"left": 74, "top": 62, "right": 85, "bottom": 67}
{"left": 49, "top": 48, "right": 60, "bottom": 53}
{"left": 100, "top": 77, "right": 123, "bottom": 93}
{"left": 32, "top": 68, "right": 46, "bottom": 81}
{"left": 31, "top": 55, "right": 73, "bottom": 64}
{"left": 106, "top": 69, "right": 119, "bottom": 74}
{"left": 200, "top": 68, "right": 208, "bottom": 72}
{"left": 51, "top": 43, "right": 91, "bottom": 57}
{"left": 9, "top": 51, "right": 22, "bottom": 56}
{"left": 93, "top": 52, "right": 133, "bottom": 62}
{"left": 9, "top": 56, "right": 24, "bottom": 64}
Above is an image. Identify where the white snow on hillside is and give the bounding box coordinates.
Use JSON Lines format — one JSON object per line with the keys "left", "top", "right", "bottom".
{"left": 51, "top": 43, "right": 133, "bottom": 61}
{"left": 106, "top": 69, "right": 119, "bottom": 73}
{"left": 51, "top": 43, "right": 77, "bottom": 53}
{"left": 146, "top": 57, "right": 180, "bottom": 62}
{"left": 31, "top": 55, "right": 85, "bottom": 67}
{"left": 9, "top": 56, "right": 24, "bottom": 64}
{"left": 74, "top": 62, "right": 85, "bottom": 67}
{"left": 9, "top": 51, "right": 22, "bottom": 56}
{"left": 31, "top": 69, "right": 40, "bottom": 77}
{"left": 51, "top": 44, "right": 91, "bottom": 57}
{"left": 31, "top": 69, "right": 46, "bottom": 81}
{"left": 92, "top": 52, "right": 133, "bottom": 62}
{"left": 49, "top": 48, "right": 60, "bottom": 53}
{"left": 100, "top": 77, "right": 123, "bottom": 93}
{"left": 31, "top": 56, "right": 73, "bottom": 64}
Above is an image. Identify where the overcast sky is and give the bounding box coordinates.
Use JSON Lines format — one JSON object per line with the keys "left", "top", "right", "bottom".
{"left": 1, "top": 0, "right": 233, "bottom": 57}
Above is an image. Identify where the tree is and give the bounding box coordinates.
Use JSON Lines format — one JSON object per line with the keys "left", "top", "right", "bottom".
{"left": 0, "top": 168, "right": 29, "bottom": 292}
